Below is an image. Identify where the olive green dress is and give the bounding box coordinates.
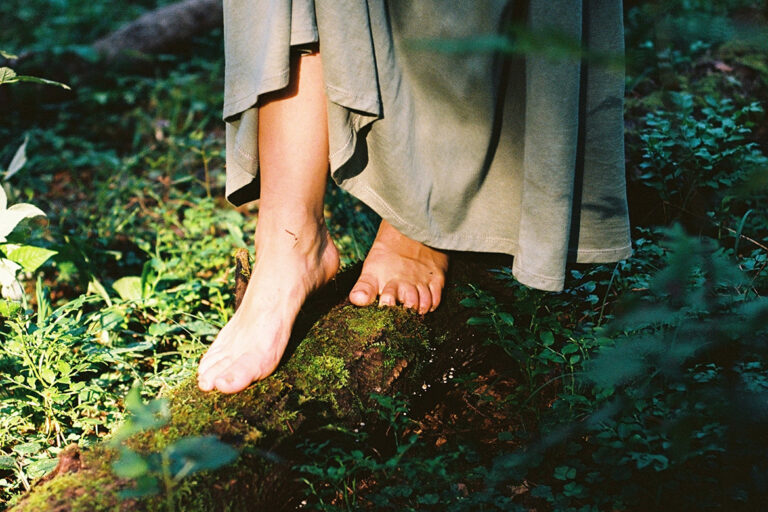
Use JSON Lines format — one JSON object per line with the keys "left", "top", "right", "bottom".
{"left": 222, "top": 0, "right": 632, "bottom": 292}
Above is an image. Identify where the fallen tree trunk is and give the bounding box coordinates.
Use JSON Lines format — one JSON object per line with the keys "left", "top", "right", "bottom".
{"left": 10, "top": 257, "right": 492, "bottom": 511}
{"left": 92, "top": 0, "right": 222, "bottom": 63}
{"left": 1, "top": 0, "right": 222, "bottom": 72}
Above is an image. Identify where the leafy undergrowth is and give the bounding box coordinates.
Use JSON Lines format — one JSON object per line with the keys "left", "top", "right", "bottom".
{"left": 2, "top": 0, "right": 768, "bottom": 510}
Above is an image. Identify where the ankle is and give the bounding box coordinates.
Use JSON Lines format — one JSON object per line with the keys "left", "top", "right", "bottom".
{"left": 254, "top": 212, "right": 328, "bottom": 255}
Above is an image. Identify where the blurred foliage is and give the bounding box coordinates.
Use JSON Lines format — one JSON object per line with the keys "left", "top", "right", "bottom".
{"left": 487, "top": 226, "right": 768, "bottom": 510}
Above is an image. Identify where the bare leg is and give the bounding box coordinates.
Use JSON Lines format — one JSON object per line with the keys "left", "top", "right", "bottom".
{"left": 349, "top": 220, "right": 448, "bottom": 315}
{"left": 197, "top": 51, "right": 339, "bottom": 393}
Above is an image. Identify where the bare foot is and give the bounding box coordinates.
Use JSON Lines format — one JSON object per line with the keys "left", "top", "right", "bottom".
{"left": 197, "top": 214, "right": 339, "bottom": 393}
{"left": 349, "top": 220, "right": 448, "bottom": 314}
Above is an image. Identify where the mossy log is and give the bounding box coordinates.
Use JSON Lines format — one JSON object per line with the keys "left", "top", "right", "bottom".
{"left": 11, "top": 257, "right": 496, "bottom": 511}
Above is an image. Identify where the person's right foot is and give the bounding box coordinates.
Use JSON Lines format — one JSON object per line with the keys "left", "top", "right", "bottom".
{"left": 349, "top": 220, "right": 448, "bottom": 314}
{"left": 197, "top": 213, "right": 339, "bottom": 394}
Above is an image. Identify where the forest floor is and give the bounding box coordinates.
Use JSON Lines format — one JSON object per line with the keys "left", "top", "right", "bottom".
{"left": 2, "top": 1, "right": 768, "bottom": 510}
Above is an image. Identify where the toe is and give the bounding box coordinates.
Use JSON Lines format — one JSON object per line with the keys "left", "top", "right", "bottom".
{"left": 416, "top": 283, "right": 432, "bottom": 315}
{"left": 198, "top": 349, "right": 227, "bottom": 377}
{"left": 349, "top": 273, "right": 379, "bottom": 306}
{"left": 198, "top": 357, "right": 233, "bottom": 392}
{"left": 428, "top": 281, "right": 443, "bottom": 312}
{"left": 379, "top": 281, "right": 398, "bottom": 307}
{"left": 214, "top": 362, "right": 256, "bottom": 394}
{"left": 398, "top": 283, "right": 419, "bottom": 310}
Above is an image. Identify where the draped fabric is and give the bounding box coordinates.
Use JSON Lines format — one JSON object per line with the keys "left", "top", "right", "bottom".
{"left": 222, "top": 0, "right": 632, "bottom": 291}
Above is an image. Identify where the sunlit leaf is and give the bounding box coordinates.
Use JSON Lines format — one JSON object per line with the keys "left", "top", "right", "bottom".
{"left": 0, "top": 67, "right": 17, "bottom": 85}
{"left": 12, "top": 442, "right": 42, "bottom": 456}
{"left": 13, "top": 74, "right": 71, "bottom": 90}
{"left": 0, "top": 298, "right": 21, "bottom": 317}
{"left": 4, "top": 245, "right": 57, "bottom": 272}
{"left": 26, "top": 458, "right": 58, "bottom": 479}
{"left": 5, "top": 136, "right": 28, "bottom": 180}
{"left": 112, "top": 276, "right": 142, "bottom": 301}
{"left": 0, "top": 202, "right": 46, "bottom": 242}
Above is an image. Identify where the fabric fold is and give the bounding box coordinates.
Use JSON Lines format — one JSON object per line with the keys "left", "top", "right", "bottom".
{"left": 221, "top": 0, "right": 632, "bottom": 292}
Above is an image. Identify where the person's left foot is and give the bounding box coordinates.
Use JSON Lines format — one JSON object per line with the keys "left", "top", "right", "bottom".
{"left": 197, "top": 213, "right": 339, "bottom": 393}
{"left": 349, "top": 220, "right": 448, "bottom": 314}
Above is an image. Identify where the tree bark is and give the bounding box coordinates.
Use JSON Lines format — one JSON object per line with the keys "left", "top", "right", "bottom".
{"left": 0, "top": 0, "right": 223, "bottom": 71}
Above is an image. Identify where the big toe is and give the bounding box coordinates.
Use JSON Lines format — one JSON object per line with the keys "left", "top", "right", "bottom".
{"left": 213, "top": 363, "right": 258, "bottom": 394}
{"left": 198, "top": 356, "right": 233, "bottom": 392}
{"left": 349, "top": 274, "right": 379, "bottom": 306}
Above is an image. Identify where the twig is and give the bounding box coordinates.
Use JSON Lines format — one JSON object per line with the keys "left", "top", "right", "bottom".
{"left": 233, "top": 248, "right": 251, "bottom": 311}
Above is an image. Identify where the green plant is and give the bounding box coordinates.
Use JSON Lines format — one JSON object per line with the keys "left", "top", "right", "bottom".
{"left": 0, "top": 186, "right": 55, "bottom": 308}
{"left": 109, "top": 386, "right": 238, "bottom": 511}
{"left": 0, "top": 51, "right": 70, "bottom": 90}
{"left": 297, "top": 393, "right": 484, "bottom": 511}
{"left": 637, "top": 92, "right": 766, "bottom": 211}
{"left": 488, "top": 226, "right": 768, "bottom": 510}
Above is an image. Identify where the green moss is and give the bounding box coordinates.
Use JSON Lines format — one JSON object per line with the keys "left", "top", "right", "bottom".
{"left": 11, "top": 282, "right": 452, "bottom": 511}
{"left": 345, "top": 307, "right": 393, "bottom": 337}
{"left": 294, "top": 354, "right": 350, "bottom": 408}
{"left": 14, "top": 449, "right": 120, "bottom": 512}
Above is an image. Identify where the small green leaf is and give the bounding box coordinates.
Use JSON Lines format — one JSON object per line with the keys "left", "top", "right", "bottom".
{"left": 26, "top": 458, "right": 58, "bottom": 479}
{"left": 113, "top": 276, "right": 143, "bottom": 301}
{"left": 561, "top": 343, "right": 579, "bottom": 355}
{"left": 467, "top": 316, "right": 491, "bottom": 326}
{"left": 112, "top": 448, "right": 149, "bottom": 479}
{"left": 540, "top": 330, "right": 555, "bottom": 346}
{"left": 118, "top": 474, "right": 159, "bottom": 499}
{"left": 41, "top": 367, "right": 56, "bottom": 385}
{"left": 110, "top": 386, "right": 170, "bottom": 444}
{"left": 554, "top": 465, "right": 576, "bottom": 481}
{"left": 148, "top": 322, "right": 176, "bottom": 336}
{"left": 0, "top": 298, "right": 20, "bottom": 317}
{"left": 0, "top": 67, "right": 17, "bottom": 85}
{"left": 0, "top": 455, "right": 16, "bottom": 469}
{"left": 13, "top": 442, "right": 42, "bottom": 456}
{"left": 497, "top": 311, "right": 515, "bottom": 326}
{"left": 87, "top": 278, "right": 112, "bottom": 306}
{"left": 183, "top": 320, "right": 219, "bottom": 336}
{"left": 13, "top": 74, "right": 70, "bottom": 90}
{"left": 166, "top": 435, "right": 238, "bottom": 480}
{"left": 56, "top": 360, "right": 71, "bottom": 375}
{"left": 5, "top": 245, "right": 57, "bottom": 273}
